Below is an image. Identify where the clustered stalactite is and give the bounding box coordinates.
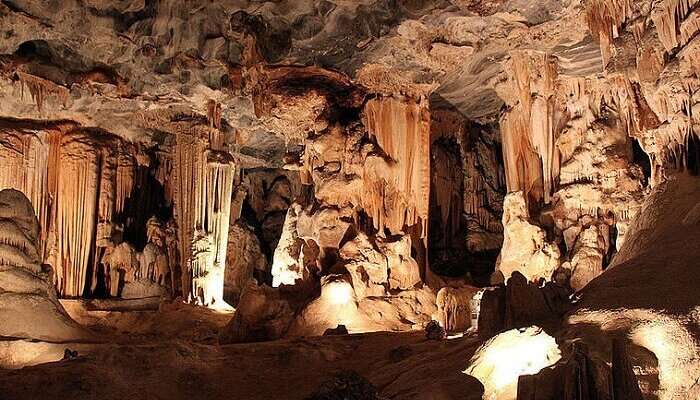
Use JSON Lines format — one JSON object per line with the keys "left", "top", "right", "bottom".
{"left": 496, "top": 48, "right": 653, "bottom": 287}
{"left": 585, "top": 0, "right": 700, "bottom": 182}
{"left": 495, "top": 0, "right": 700, "bottom": 289}
{"left": 171, "top": 130, "right": 238, "bottom": 308}
{"left": 0, "top": 128, "right": 59, "bottom": 260}
{"left": 361, "top": 96, "right": 431, "bottom": 253}
{"left": 0, "top": 122, "right": 181, "bottom": 298}
{"left": 501, "top": 51, "right": 563, "bottom": 206}
{"left": 55, "top": 134, "right": 101, "bottom": 296}
{"left": 12, "top": 71, "right": 70, "bottom": 112}
{"left": 0, "top": 126, "right": 129, "bottom": 296}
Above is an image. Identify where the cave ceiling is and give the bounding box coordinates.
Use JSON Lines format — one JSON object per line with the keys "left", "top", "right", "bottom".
{"left": 0, "top": 0, "right": 596, "bottom": 167}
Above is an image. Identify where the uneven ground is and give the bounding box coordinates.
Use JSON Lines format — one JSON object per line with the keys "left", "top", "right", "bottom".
{"left": 0, "top": 302, "right": 484, "bottom": 400}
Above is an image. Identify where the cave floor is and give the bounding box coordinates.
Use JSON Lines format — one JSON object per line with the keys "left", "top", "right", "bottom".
{"left": 0, "top": 301, "right": 484, "bottom": 400}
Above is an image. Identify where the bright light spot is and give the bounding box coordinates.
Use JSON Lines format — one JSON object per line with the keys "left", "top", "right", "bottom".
{"left": 464, "top": 326, "right": 561, "bottom": 400}
{"left": 325, "top": 281, "right": 353, "bottom": 305}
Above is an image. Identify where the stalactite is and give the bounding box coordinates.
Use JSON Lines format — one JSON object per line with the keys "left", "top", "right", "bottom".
{"left": 501, "top": 110, "right": 546, "bottom": 205}
{"left": 361, "top": 96, "right": 431, "bottom": 240}
{"left": 155, "top": 151, "right": 174, "bottom": 204}
{"left": 13, "top": 71, "right": 70, "bottom": 112}
{"left": 207, "top": 99, "right": 223, "bottom": 130}
{"left": 0, "top": 125, "right": 141, "bottom": 297}
{"left": 173, "top": 134, "right": 204, "bottom": 302}
{"left": 115, "top": 153, "right": 135, "bottom": 215}
{"left": 55, "top": 133, "right": 100, "bottom": 297}
{"left": 651, "top": 0, "right": 700, "bottom": 51}
{"left": 0, "top": 130, "right": 59, "bottom": 261}
{"left": 97, "top": 150, "right": 116, "bottom": 235}
{"left": 585, "top": 0, "right": 634, "bottom": 64}
{"left": 432, "top": 144, "right": 462, "bottom": 246}
{"left": 192, "top": 151, "right": 235, "bottom": 306}
{"left": 0, "top": 132, "right": 26, "bottom": 196}
{"left": 501, "top": 51, "right": 563, "bottom": 205}
{"left": 172, "top": 133, "right": 235, "bottom": 308}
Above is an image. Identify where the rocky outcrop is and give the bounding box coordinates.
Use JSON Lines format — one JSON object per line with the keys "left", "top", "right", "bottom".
{"left": 0, "top": 189, "right": 86, "bottom": 342}
{"left": 516, "top": 338, "right": 644, "bottom": 400}
{"left": 218, "top": 281, "right": 298, "bottom": 344}
{"left": 224, "top": 222, "right": 267, "bottom": 306}
{"left": 465, "top": 326, "right": 562, "bottom": 400}
{"left": 478, "top": 272, "right": 572, "bottom": 339}
{"left": 562, "top": 174, "right": 700, "bottom": 400}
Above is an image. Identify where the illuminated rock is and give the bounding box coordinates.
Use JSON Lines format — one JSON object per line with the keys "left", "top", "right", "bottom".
{"left": 361, "top": 96, "right": 431, "bottom": 248}
{"left": 564, "top": 175, "right": 700, "bottom": 400}
{"left": 172, "top": 134, "right": 236, "bottom": 309}
{"left": 516, "top": 340, "right": 614, "bottom": 400}
{"left": 340, "top": 233, "right": 389, "bottom": 299}
{"left": 497, "top": 192, "right": 560, "bottom": 282}
{"left": 499, "top": 51, "right": 561, "bottom": 206}
{"left": 289, "top": 275, "right": 363, "bottom": 336}
{"left": 464, "top": 326, "right": 561, "bottom": 400}
{"left": 271, "top": 203, "right": 312, "bottom": 288}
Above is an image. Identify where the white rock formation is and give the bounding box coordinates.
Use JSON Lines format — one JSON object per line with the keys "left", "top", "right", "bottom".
{"left": 464, "top": 326, "right": 561, "bottom": 400}
{"left": 497, "top": 192, "right": 560, "bottom": 282}
{"left": 271, "top": 203, "right": 311, "bottom": 287}
{"left": 172, "top": 134, "right": 236, "bottom": 309}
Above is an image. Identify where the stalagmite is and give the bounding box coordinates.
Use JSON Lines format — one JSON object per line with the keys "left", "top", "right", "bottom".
{"left": 497, "top": 192, "right": 560, "bottom": 282}
{"left": 0, "top": 189, "right": 87, "bottom": 347}
{"left": 271, "top": 203, "right": 309, "bottom": 288}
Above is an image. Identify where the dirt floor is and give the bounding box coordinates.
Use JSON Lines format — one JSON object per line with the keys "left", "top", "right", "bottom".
{"left": 0, "top": 301, "right": 484, "bottom": 400}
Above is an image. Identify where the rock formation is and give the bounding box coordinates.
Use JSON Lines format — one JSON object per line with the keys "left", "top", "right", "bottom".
{"left": 497, "top": 192, "right": 561, "bottom": 283}
{"left": 436, "top": 286, "right": 481, "bottom": 333}
{"left": 464, "top": 326, "right": 561, "bottom": 400}
{"left": 0, "top": 189, "right": 85, "bottom": 342}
